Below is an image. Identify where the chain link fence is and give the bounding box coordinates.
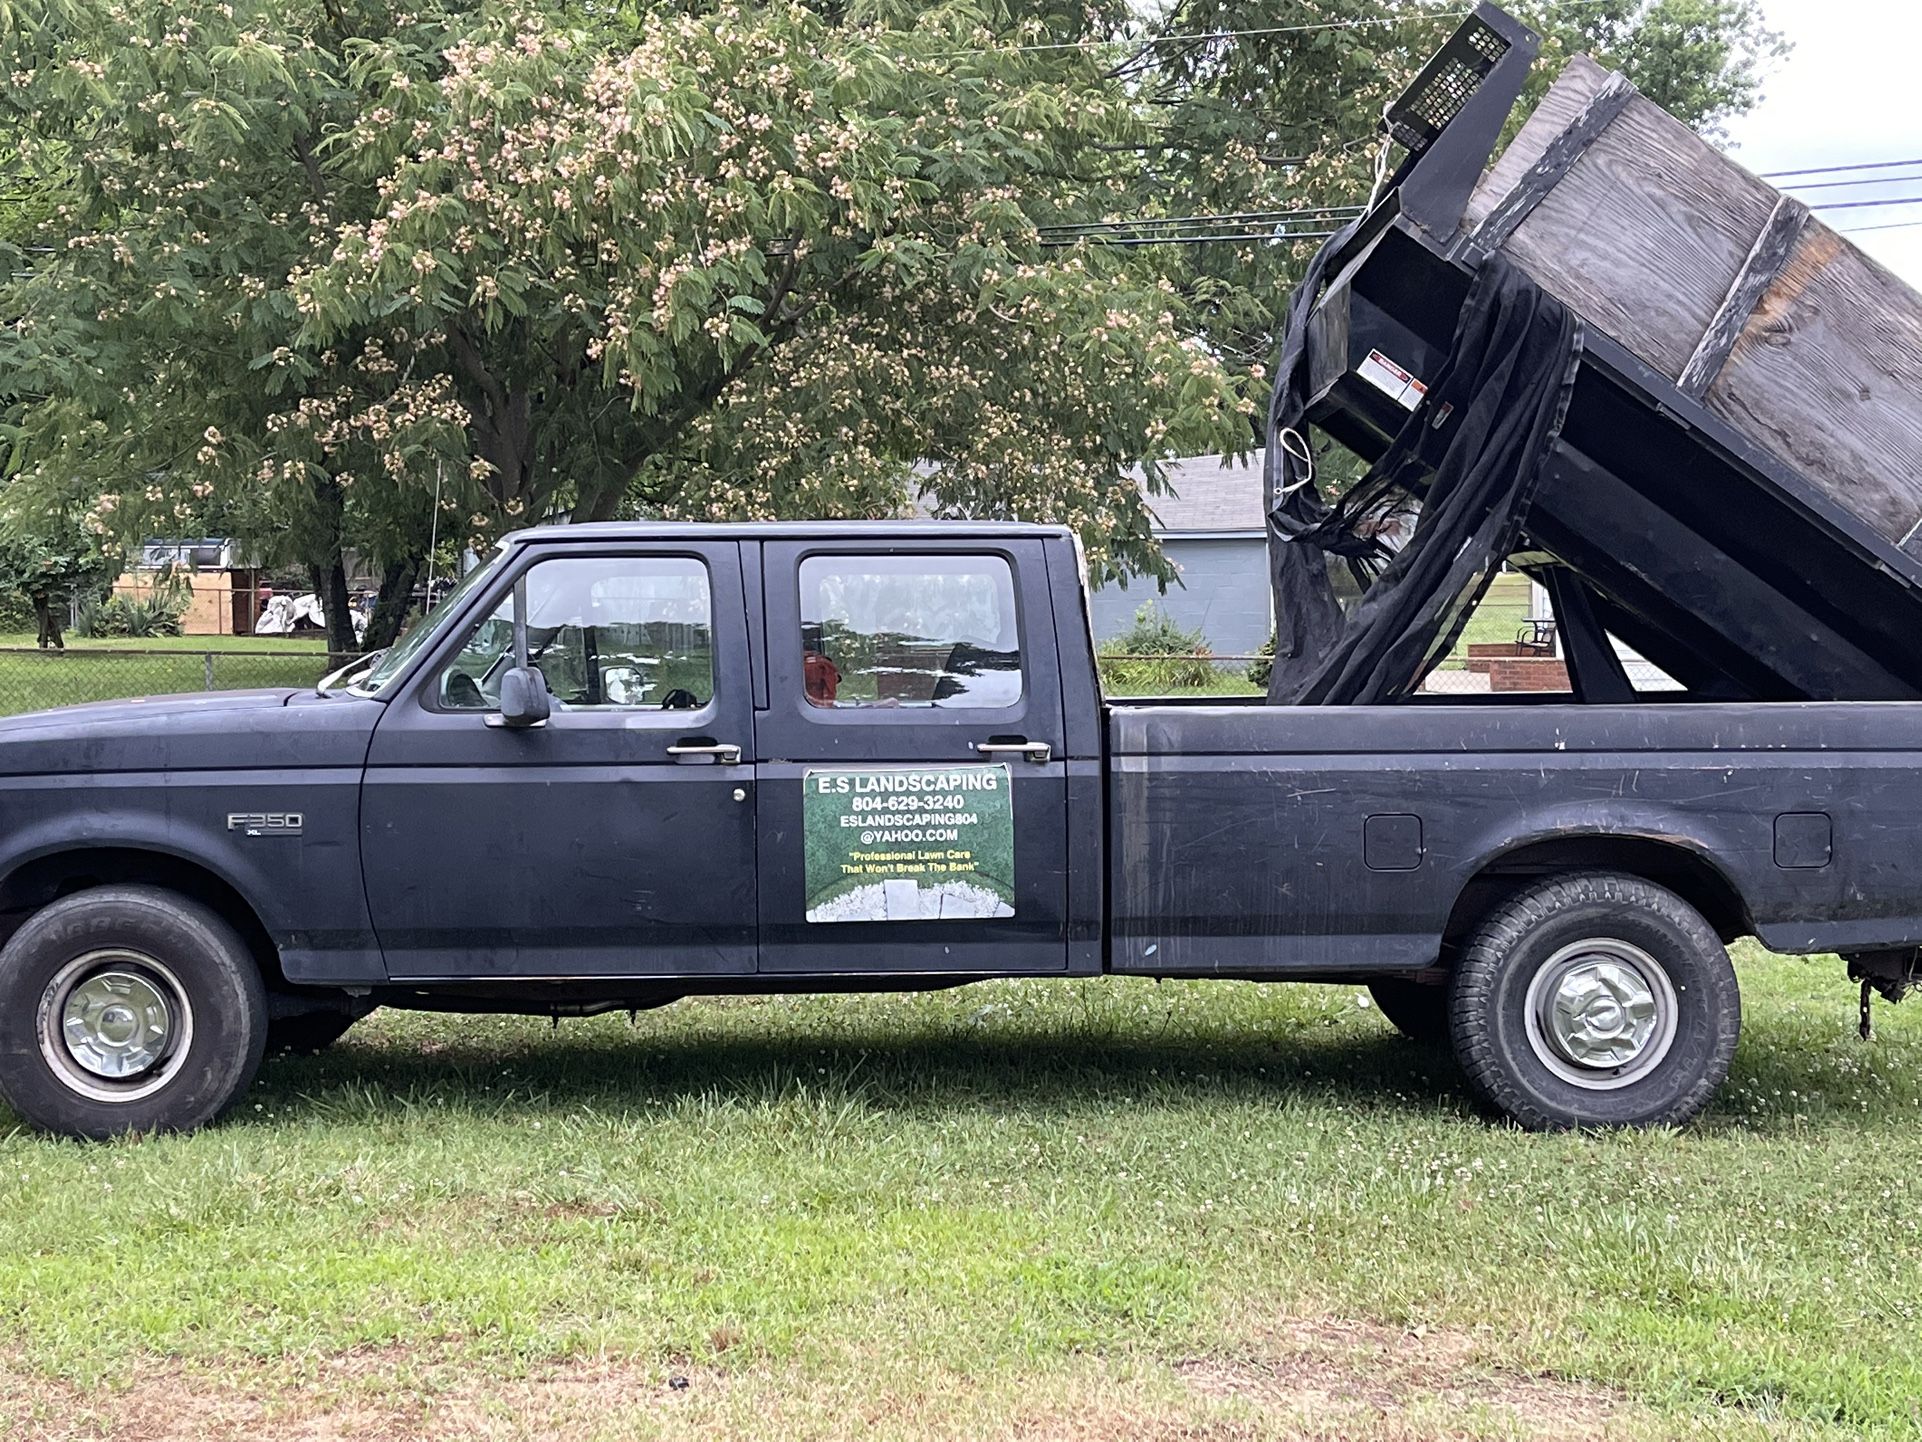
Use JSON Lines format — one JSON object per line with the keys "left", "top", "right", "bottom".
{"left": 0, "top": 634, "right": 1590, "bottom": 719}
{"left": 1096, "top": 654, "right": 1266, "bottom": 697}
{"left": 0, "top": 646, "right": 347, "bottom": 719}
{"left": 1095, "top": 654, "right": 1578, "bottom": 698}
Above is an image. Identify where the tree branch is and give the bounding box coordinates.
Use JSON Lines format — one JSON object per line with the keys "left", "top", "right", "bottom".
{"left": 445, "top": 320, "right": 510, "bottom": 418}
{"left": 571, "top": 243, "right": 815, "bottom": 522}
{"left": 290, "top": 131, "right": 320, "bottom": 190}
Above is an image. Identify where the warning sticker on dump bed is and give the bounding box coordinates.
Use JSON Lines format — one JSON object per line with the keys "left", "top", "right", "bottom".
{"left": 803, "top": 764, "right": 1015, "bottom": 923}
{"left": 1358, "top": 348, "right": 1428, "bottom": 410}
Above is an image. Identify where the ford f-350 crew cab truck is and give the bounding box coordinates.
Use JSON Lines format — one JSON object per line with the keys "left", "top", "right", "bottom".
{"left": 1, "top": 520, "right": 1915, "bottom": 1138}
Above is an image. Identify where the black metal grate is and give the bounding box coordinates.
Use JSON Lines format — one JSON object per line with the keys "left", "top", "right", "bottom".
{"left": 1384, "top": 16, "right": 1511, "bottom": 154}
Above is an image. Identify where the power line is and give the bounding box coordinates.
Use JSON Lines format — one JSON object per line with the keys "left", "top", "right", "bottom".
{"left": 935, "top": 10, "right": 1474, "bottom": 57}
{"left": 1038, "top": 206, "right": 1363, "bottom": 232}
{"left": 1036, "top": 204, "right": 1363, "bottom": 247}
{"left": 932, "top": 0, "right": 1624, "bottom": 55}
{"left": 1031, "top": 187, "right": 1922, "bottom": 249}
{"left": 1761, "top": 157, "right": 1922, "bottom": 180}
{"left": 1808, "top": 194, "right": 1922, "bottom": 213}
{"left": 1042, "top": 229, "right": 1340, "bottom": 246}
{"left": 1779, "top": 172, "right": 1922, "bottom": 194}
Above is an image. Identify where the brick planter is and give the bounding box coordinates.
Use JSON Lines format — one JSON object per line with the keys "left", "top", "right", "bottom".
{"left": 1466, "top": 641, "right": 1553, "bottom": 674}
{"left": 1487, "top": 657, "right": 1571, "bottom": 692}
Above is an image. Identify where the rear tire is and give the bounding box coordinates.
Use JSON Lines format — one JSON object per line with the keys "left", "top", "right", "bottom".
{"left": 1368, "top": 978, "right": 1450, "bottom": 1044}
{"left": 1448, "top": 872, "right": 1739, "bottom": 1130}
{"left": 0, "top": 886, "right": 267, "bottom": 1139}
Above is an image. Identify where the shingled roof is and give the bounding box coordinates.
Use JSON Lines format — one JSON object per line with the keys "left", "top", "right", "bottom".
{"left": 911, "top": 455, "right": 1265, "bottom": 536}
{"left": 1144, "top": 455, "right": 1265, "bottom": 535}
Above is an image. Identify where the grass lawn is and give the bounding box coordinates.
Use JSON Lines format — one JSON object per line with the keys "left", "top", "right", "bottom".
{"left": 1, "top": 943, "right": 1918, "bottom": 1440}
{"left": 1458, "top": 572, "right": 1535, "bottom": 653}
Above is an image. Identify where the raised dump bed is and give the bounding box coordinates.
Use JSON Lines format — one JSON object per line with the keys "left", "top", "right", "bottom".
{"left": 1287, "top": 3, "right": 1922, "bottom": 702}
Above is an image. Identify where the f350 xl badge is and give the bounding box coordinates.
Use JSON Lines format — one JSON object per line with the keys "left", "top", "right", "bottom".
{"left": 227, "top": 812, "right": 303, "bottom": 836}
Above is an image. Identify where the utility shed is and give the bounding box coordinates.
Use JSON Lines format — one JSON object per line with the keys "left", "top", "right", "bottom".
{"left": 1086, "top": 456, "right": 1273, "bottom": 656}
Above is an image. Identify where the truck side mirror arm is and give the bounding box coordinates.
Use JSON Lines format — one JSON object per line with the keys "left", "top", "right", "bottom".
{"left": 486, "top": 573, "right": 550, "bottom": 729}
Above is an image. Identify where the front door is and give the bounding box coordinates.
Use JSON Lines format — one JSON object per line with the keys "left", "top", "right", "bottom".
{"left": 361, "top": 542, "right": 757, "bottom": 979}
{"left": 756, "top": 540, "right": 1070, "bottom": 975}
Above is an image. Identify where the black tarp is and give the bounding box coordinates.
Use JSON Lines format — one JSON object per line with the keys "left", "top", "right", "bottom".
{"left": 1263, "top": 249, "right": 1584, "bottom": 704}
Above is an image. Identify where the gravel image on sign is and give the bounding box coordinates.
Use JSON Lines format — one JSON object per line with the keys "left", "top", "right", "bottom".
{"left": 803, "top": 765, "right": 1016, "bottom": 922}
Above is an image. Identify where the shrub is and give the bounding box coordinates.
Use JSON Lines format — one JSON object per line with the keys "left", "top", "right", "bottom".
{"left": 1105, "top": 602, "right": 1209, "bottom": 657}
{"left": 76, "top": 592, "right": 185, "bottom": 639}
{"left": 1247, "top": 634, "right": 1276, "bottom": 689}
{"left": 1097, "top": 603, "right": 1217, "bottom": 691}
{"left": 0, "top": 589, "right": 36, "bottom": 634}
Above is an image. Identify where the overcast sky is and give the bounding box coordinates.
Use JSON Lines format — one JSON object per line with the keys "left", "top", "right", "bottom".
{"left": 1720, "top": 0, "right": 1922, "bottom": 284}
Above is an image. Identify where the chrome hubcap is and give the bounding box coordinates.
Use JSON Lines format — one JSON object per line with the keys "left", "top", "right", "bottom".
{"left": 62, "top": 970, "right": 174, "bottom": 1079}
{"left": 1523, "top": 939, "right": 1678, "bottom": 1090}
{"left": 37, "top": 951, "right": 195, "bottom": 1103}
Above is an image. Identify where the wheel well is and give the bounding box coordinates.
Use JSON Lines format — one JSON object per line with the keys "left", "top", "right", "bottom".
{"left": 0, "top": 848, "right": 284, "bottom": 986}
{"left": 1441, "top": 835, "right": 1753, "bottom": 952}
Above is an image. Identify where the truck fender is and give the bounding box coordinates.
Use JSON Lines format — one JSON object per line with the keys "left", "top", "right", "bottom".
{"left": 1445, "top": 804, "right": 1755, "bottom": 943}
{"left": 0, "top": 812, "right": 285, "bottom": 938}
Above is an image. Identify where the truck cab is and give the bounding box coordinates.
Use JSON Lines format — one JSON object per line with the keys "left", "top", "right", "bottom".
{"left": 349, "top": 522, "right": 1096, "bottom": 983}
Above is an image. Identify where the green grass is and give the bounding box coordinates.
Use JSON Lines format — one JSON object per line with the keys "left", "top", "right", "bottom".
{"left": 2, "top": 944, "right": 1919, "bottom": 1438}
{"left": 1456, "top": 571, "right": 1536, "bottom": 657}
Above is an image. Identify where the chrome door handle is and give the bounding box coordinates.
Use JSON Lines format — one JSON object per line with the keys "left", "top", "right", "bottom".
{"left": 973, "top": 740, "right": 1052, "bottom": 763}
{"left": 666, "top": 742, "right": 743, "bottom": 764}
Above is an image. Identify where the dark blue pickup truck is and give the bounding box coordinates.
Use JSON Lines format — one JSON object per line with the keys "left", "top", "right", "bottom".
{"left": 0, "top": 520, "right": 1916, "bottom": 1138}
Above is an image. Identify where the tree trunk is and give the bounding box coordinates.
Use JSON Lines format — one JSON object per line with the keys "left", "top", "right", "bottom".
{"left": 31, "top": 592, "right": 63, "bottom": 650}
{"left": 362, "top": 553, "right": 423, "bottom": 652}
{"left": 307, "top": 558, "right": 357, "bottom": 662}
{"left": 571, "top": 476, "right": 628, "bottom": 524}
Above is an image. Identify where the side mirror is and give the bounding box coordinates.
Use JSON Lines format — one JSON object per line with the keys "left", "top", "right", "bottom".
{"left": 489, "top": 665, "right": 551, "bottom": 729}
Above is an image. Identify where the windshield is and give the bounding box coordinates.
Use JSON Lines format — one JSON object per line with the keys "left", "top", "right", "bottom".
{"left": 351, "top": 549, "right": 505, "bottom": 697}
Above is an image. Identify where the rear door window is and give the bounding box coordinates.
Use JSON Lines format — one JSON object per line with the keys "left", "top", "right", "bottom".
{"left": 798, "top": 554, "right": 1022, "bottom": 710}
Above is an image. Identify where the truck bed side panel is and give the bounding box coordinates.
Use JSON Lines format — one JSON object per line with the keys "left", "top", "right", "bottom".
{"left": 1106, "top": 702, "right": 1922, "bottom": 973}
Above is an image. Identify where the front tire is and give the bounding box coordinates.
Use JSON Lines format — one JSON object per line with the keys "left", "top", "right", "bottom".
{"left": 1449, "top": 872, "right": 1739, "bottom": 1130}
{"left": 0, "top": 886, "right": 267, "bottom": 1139}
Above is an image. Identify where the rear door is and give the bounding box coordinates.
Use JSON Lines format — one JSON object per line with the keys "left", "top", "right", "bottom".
{"left": 755, "top": 539, "right": 1070, "bottom": 975}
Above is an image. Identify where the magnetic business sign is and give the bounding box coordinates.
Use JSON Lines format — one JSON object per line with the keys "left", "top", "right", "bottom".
{"left": 803, "top": 764, "right": 1015, "bottom": 923}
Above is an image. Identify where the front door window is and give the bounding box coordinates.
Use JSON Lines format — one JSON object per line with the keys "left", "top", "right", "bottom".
{"left": 437, "top": 555, "right": 715, "bottom": 712}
